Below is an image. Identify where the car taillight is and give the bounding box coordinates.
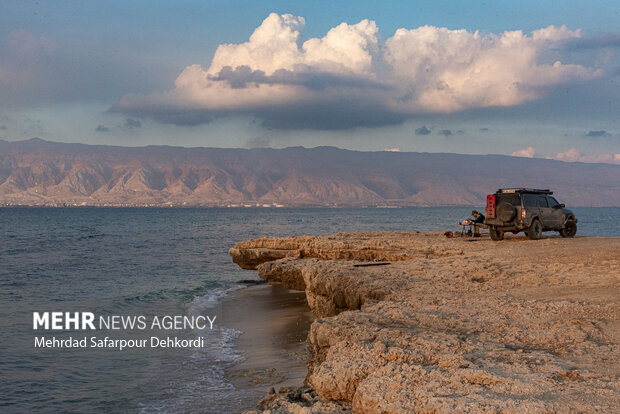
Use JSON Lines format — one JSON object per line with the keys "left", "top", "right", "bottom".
{"left": 521, "top": 209, "right": 526, "bottom": 219}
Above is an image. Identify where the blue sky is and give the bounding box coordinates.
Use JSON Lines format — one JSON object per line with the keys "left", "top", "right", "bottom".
{"left": 1, "top": 1, "right": 619, "bottom": 163}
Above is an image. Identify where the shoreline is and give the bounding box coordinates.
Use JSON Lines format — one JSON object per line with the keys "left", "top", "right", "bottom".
{"left": 219, "top": 283, "right": 314, "bottom": 411}
{"left": 229, "top": 232, "right": 620, "bottom": 413}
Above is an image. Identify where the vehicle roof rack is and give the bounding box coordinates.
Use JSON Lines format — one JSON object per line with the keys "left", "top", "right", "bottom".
{"left": 496, "top": 188, "right": 553, "bottom": 194}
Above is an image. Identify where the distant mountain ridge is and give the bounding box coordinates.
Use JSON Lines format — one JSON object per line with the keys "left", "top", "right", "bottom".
{"left": 1, "top": 138, "right": 619, "bottom": 207}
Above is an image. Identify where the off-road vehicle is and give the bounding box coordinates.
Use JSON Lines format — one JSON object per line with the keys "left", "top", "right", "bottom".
{"left": 484, "top": 188, "right": 577, "bottom": 241}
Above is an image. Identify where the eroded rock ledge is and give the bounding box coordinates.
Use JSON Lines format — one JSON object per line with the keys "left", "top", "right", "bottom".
{"left": 230, "top": 232, "right": 620, "bottom": 413}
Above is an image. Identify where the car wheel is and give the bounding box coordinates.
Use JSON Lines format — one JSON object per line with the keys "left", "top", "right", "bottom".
{"left": 527, "top": 219, "right": 543, "bottom": 240}
{"left": 496, "top": 202, "right": 515, "bottom": 222}
{"left": 560, "top": 220, "right": 577, "bottom": 238}
{"left": 490, "top": 227, "right": 504, "bottom": 241}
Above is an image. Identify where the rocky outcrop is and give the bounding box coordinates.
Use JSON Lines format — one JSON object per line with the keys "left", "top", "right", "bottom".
{"left": 231, "top": 232, "right": 464, "bottom": 269}
{"left": 231, "top": 232, "right": 620, "bottom": 413}
{"left": 230, "top": 247, "right": 301, "bottom": 270}
{"left": 244, "top": 386, "right": 351, "bottom": 414}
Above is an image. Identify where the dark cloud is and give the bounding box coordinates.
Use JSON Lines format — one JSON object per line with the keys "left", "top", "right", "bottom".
{"left": 209, "top": 66, "right": 267, "bottom": 89}
{"left": 0, "top": 125, "right": 7, "bottom": 130}
{"left": 109, "top": 104, "right": 216, "bottom": 127}
{"left": 584, "top": 130, "right": 611, "bottom": 137}
{"left": 209, "top": 65, "right": 388, "bottom": 91}
{"left": 114, "top": 65, "right": 400, "bottom": 130}
{"left": 113, "top": 93, "right": 406, "bottom": 130}
{"left": 95, "top": 125, "right": 110, "bottom": 132}
{"left": 437, "top": 129, "right": 464, "bottom": 136}
{"left": 255, "top": 99, "right": 408, "bottom": 130}
{"left": 140, "top": 66, "right": 620, "bottom": 132}
{"left": 415, "top": 126, "right": 432, "bottom": 135}
{"left": 124, "top": 118, "right": 142, "bottom": 129}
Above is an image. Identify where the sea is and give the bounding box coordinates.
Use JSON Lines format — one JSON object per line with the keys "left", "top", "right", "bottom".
{"left": 1, "top": 207, "right": 619, "bottom": 414}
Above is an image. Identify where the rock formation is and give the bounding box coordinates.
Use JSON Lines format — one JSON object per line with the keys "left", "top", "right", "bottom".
{"left": 231, "top": 232, "right": 620, "bottom": 413}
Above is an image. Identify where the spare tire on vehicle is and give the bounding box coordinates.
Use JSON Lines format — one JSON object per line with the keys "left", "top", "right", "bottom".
{"left": 496, "top": 202, "right": 515, "bottom": 222}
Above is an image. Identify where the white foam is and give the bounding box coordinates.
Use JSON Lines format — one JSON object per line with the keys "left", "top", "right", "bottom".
{"left": 138, "top": 285, "right": 253, "bottom": 413}
{"left": 187, "top": 284, "right": 243, "bottom": 316}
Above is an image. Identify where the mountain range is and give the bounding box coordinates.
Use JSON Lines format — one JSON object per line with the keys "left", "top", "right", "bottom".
{"left": 1, "top": 138, "right": 618, "bottom": 207}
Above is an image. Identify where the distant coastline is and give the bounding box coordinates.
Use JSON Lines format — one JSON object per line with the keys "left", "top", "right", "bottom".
{"left": 2, "top": 139, "right": 619, "bottom": 208}
{"left": 0, "top": 203, "right": 484, "bottom": 208}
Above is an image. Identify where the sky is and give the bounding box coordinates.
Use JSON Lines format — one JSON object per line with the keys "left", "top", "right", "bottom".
{"left": 1, "top": 0, "right": 619, "bottom": 163}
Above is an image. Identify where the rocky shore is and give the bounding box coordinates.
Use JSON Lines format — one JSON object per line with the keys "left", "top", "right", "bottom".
{"left": 229, "top": 232, "right": 620, "bottom": 413}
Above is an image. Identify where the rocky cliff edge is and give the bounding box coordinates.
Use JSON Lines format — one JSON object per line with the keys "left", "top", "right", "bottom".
{"left": 230, "top": 232, "right": 620, "bottom": 413}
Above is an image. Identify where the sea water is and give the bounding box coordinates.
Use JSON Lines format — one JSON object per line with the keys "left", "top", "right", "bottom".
{"left": 1, "top": 207, "right": 618, "bottom": 413}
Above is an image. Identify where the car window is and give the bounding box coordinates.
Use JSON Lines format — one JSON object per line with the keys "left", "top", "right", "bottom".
{"left": 498, "top": 193, "right": 520, "bottom": 205}
{"left": 547, "top": 196, "right": 560, "bottom": 208}
{"left": 537, "top": 196, "right": 548, "bottom": 207}
{"left": 522, "top": 194, "right": 537, "bottom": 207}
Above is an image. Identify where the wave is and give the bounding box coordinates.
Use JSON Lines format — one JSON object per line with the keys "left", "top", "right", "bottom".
{"left": 187, "top": 285, "right": 244, "bottom": 317}
{"left": 137, "top": 286, "right": 247, "bottom": 414}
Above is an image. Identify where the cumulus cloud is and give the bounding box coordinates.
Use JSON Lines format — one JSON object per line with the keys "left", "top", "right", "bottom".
{"left": 438, "top": 129, "right": 453, "bottom": 137}
{"left": 95, "top": 125, "right": 110, "bottom": 132}
{"left": 555, "top": 148, "right": 582, "bottom": 162}
{"left": 113, "top": 13, "right": 604, "bottom": 129}
{"left": 511, "top": 147, "right": 536, "bottom": 158}
{"left": 552, "top": 148, "right": 620, "bottom": 164}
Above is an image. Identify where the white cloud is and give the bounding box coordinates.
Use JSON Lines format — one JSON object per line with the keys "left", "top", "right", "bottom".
{"left": 303, "top": 19, "right": 379, "bottom": 75}
{"left": 209, "top": 14, "right": 305, "bottom": 76}
{"left": 384, "top": 25, "right": 600, "bottom": 113}
{"left": 114, "top": 13, "right": 604, "bottom": 129}
{"left": 160, "top": 13, "right": 385, "bottom": 114}
{"left": 554, "top": 148, "right": 582, "bottom": 162}
{"left": 551, "top": 148, "right": 620, "bottom": 164}
{"left": 511, "top": 147, "right": 536, "bottom": 158}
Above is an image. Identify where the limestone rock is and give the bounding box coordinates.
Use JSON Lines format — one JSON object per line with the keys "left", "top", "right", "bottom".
{"left": 242, "top": 386, "right": 351, "bottom": 414}
{"left": 233, "top": 232, "right": 620, "bottom": 413}
{"left": 230, "top": 247, "right": 300, "bottom": 270}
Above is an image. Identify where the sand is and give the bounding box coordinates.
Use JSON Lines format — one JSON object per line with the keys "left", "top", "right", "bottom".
{"left": 221, "top": 284, "right": 314, "bottom": 394}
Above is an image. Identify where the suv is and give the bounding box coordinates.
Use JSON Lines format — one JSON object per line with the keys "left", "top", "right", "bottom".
{"left": 484, "top": 188, "right": 577, "bottom": 241}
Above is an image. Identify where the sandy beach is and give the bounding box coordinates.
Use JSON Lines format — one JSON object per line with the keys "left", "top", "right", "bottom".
{"left": 230, "top": 232, "right": 620, "bottom": 413}
{"left": 220, "top": 284, "right": 314, "bottom": 406}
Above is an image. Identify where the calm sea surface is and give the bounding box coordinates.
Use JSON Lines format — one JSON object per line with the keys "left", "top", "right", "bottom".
{"left": 1, "top": 207, "right": 618, "bottom": 413}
